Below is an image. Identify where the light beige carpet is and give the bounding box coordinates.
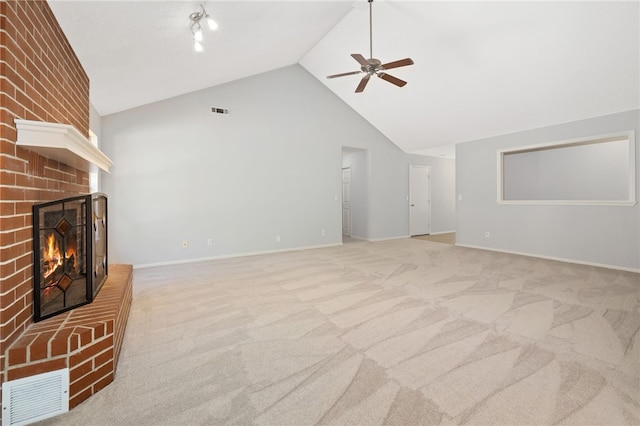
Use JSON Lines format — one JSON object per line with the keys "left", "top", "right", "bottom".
{"left": 38, "top": 238, "right": 639, "bottom": 425}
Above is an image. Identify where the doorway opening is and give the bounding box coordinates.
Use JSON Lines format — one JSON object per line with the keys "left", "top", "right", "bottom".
{"left": 342, "top": 147, "right": 369, "bottom": 241}
{"left": 409, "top": 164, "right": 431, "bottom": 236}
{"left": 342, "top": 167, "right": 351, "bottom": 237}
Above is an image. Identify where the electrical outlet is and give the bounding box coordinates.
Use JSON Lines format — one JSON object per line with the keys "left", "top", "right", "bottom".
{"left": 321, "top": 229, "right": 326, "bottom": 237}
{"left": 276, "top": 235, "right": 281, "bottom": 242}
{"left": 207, "top": 238, "right": 213, "bottom": 246}
{"left": 182, "top": 240, "right": 189, "bottom": 249}
{"left": 485, "top": 232, "right": 490, "bottom": 238}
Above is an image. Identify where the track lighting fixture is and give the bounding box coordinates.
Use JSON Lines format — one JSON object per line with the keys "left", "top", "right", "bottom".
{"left": 189, "top": 4, "right": 217, "bottom": 52}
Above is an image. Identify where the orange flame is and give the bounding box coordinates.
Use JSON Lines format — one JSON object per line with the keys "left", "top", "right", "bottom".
{"left": 43, "top": 233, "right": 77, "bottom": 280}
{"left": 43, "top": 234, "right": 62, "bottom": 279}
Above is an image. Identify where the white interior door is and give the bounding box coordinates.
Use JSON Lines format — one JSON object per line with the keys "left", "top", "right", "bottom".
{"left": 342, "top": 167, "right": 351, "bottom": 237}
{"left": 409, "top": 165, "right": 431, "bottom": 236}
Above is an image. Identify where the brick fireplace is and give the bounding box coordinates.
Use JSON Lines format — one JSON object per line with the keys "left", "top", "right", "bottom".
{"left": 1, "top": 0, "right": 129, "bottom": 419}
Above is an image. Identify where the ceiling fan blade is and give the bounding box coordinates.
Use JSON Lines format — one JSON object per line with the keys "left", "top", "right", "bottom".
{"left": 351, "top": 53, "right": 369, "bottom": 67}
{"left": 377, "top": 72, "right": 407, "bottom": 88}
{"left": 381, "top": 58, "right": 414, "bottom": 70}
{"left": 327, "top": 70, "right": 362, "bottom": 79}
{"left": 355, "top": 74, "right": 371, "bottom": 93}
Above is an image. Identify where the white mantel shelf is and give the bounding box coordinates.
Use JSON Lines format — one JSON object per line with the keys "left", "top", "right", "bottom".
{"left": 15, "top": 119, "right": 112, "bottom": 173}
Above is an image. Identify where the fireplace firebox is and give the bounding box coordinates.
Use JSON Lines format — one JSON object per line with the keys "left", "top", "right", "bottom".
{"left": 32, "top": 193, "right": 108, "bottom": 322}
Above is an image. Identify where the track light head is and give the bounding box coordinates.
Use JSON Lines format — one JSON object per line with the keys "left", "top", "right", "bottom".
{"left": 207, "top": 16, "right": 218, "bottom": 31}
{"left": 193, "top": 25, "right": 203, "bottom": 42}
{"left": 189, "top": 4, "right": 217, "bottom": 52}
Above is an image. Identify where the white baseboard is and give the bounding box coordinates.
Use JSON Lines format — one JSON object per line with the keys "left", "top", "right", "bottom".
{"left": 134, "top": 240, "right": 638, "bottom": 274}
{"left": 429, "top": 230, "right": 456, "bottom": 235}
{"left": 346, "top": 235, "right": 410, "bottom": 242}
{"left": 455, "top": 243, "right": 640, "bottom": 273}
{"left": 134, "top": 242, "right": 342, "bottom": 269}
{"left": 367, "top": 235, "right": 411, "bottom": 242}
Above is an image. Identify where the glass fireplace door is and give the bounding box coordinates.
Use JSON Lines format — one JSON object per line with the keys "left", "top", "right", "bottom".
{"left": 34, "top": 196, "right": 90, "bottom": 321}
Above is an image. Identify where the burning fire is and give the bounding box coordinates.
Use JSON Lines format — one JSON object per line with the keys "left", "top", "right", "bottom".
{"left": 43, "top": 234, "right": 62, "bottom": 279}
{"left": 43, "top": 233, "right": 77, "bottom": 280}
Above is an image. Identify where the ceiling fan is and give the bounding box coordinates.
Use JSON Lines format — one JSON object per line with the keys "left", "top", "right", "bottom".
{"left": 327, "top": 0, "right": 414, "bottom": 93}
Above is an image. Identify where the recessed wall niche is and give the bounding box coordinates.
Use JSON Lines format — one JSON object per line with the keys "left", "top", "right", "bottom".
{"left": 497, "top": 131, "right": 636, "bottom": 205}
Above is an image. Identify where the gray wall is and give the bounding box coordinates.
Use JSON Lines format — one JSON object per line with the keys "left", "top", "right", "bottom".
{"left": 100, "top": 65, "right": 455, "bottom": 266}
{"left": 406, "top": 154, "right": 456, "bottom": 234}
{"left": 503, "top": 138, "right": 630, "bottom": 201}
{"left": 89, "top": 103, "right": 103, "bottom": 192}
{"left": 341, "top": 149, "right": 456, "bottom": 240}
{"left": 456, "top": 109, "right": 640, "bottom": 270}
{"left": 89, "top": 103, "right": 102, "bottom": 141}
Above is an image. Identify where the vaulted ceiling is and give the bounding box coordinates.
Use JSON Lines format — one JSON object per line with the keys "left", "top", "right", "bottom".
{"left": 48, "top": 1, "right": 639, "bottom": 158}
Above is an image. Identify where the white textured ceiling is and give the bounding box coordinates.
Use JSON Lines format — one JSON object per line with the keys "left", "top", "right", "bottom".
{"left": 48, "top": 1, "right": 639, "bottom": 157}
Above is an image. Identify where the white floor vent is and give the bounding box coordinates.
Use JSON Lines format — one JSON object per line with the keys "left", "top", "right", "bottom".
{"left": 2, "top": 368, "right": 69, "bottom": 426}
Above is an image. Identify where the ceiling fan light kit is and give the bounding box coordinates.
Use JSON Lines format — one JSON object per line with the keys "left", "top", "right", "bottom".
{"left": 189, "top": 4, "right": 218, "bottom": 52}
{"left": 327, "top": 0, "right": 414, "bottom": 93}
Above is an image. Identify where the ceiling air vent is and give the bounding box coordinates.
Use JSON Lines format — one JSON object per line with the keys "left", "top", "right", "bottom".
{"left": 211, "top": 106, "right": 229, "bottom": 115}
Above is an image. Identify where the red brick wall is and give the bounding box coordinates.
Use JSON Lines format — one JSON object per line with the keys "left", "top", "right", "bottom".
{"left": 0, "top": 0, "right": 90, "bottom": 385}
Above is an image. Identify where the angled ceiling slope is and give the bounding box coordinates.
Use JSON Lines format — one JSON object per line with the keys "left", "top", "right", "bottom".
{"left": 48, "top": 1, "right": 639, "bottom": 155}
{"left": 47, "top": 0, "right": 354, "bottom": 116}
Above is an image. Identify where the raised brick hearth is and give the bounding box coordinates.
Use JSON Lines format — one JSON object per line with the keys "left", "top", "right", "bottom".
{"left": 4, "top": 264, "right": 132, "bottom": 408}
